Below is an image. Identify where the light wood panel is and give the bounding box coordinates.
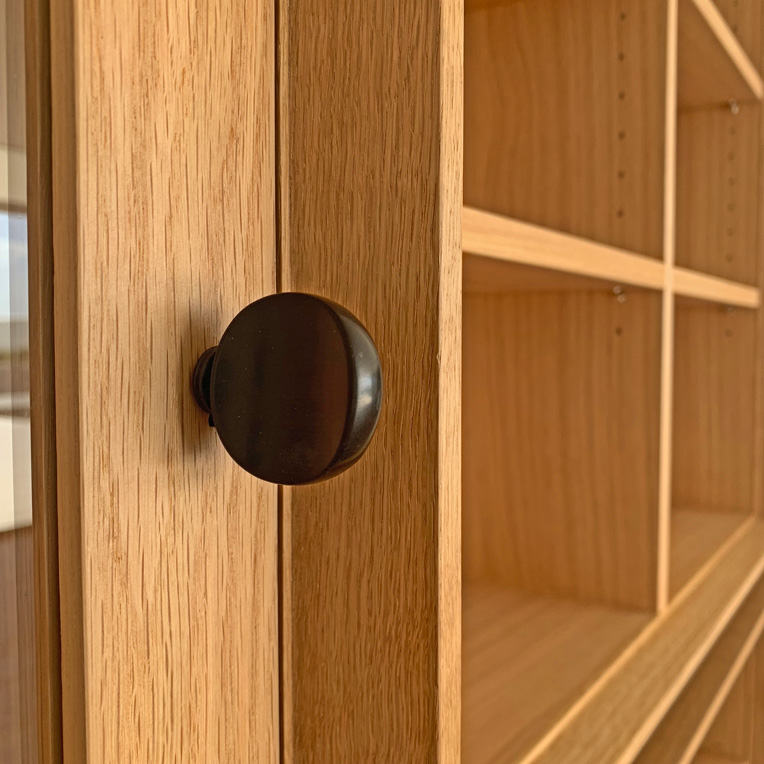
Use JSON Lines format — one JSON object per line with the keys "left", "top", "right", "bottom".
{"left": 670, "top": 510, "right": 750, "bottom": 599}
{"left": 678, "top": 0, "right": 764, "bottom": 108}
{"left": 673, "top": 303, "right": 757, "bottom": 514}
{"left": 677, "top": 103, "right": 762, "bottom": 285}
{"left": 278, "top": 1, "right": 462, "bottom": 762}
{"left": 50, "top": 1, "right": 279, "bottom": 761}
{"left": 464, "top": 0, "right": 667, "bottom": 258}
{"left": 701, "top": 658, "right": 757, "bottom": 764}
{"left": 462, "top": 585, "right": 649, "bottom": 764}
{"left": 521, "top": 521, "right": 764, "bottom": 764}
{"left": 633, "top": 581, "right": 764, "bottom": 764}
{"left": 463, "top": 291, "right": 661, "bottom": 610}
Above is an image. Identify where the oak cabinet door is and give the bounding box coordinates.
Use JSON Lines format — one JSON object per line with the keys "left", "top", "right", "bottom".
{"left": 42, "top": 1, "right": 462, "bottom": 762}
{"left": 50, "top": 2, "right": 279, "bottom": 761}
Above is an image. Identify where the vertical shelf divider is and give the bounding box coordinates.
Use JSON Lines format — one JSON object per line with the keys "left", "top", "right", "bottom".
{"left": 659, "top": 0, "right": 681, "bottom": 613}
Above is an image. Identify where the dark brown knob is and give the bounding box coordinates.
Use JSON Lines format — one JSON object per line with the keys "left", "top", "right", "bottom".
{"left": 192, "top": 293, "right": 382, "bottom": 485}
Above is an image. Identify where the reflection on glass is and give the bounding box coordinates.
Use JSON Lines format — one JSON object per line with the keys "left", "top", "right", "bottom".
{"left": 1, "top": 0, "right": 37, "bottom": 762}
{"left": 1, "top": 210, "right": 30, "bottom": 531}
{"left": 0, "top": 0, "right": 29, "bottom": 533}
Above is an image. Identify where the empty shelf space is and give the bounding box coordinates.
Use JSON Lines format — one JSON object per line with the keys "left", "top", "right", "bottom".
{"left": 517, "top": 521, "right": 764, "bottom": 764}
{"left": 679, "top": 0, "right": 764, "bottom": 108}
{"left": 462, "top": 586, "right": 649, "bottom": 764}
{"left": 462, "top": 207, "right": 665, "bottom": 292}
{"left": 670, "top": 511, "right": 751, "bottom": 599}
{"left": 633, "top": 579, "right": 764, "bottom": 764}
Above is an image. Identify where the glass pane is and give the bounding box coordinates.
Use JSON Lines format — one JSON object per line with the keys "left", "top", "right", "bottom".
{"left": 1, "top": 0, "right": 36, "bottom": 761}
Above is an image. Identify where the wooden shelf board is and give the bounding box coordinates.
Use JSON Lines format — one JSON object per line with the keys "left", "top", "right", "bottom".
{"left": 463, "top": 254, "right": 626, "bottom": 294}
{"left": 515, "top": 521, "right": 764, "bottom": 764}
{"left": 634, "top": 578, "right": 764, "bottom": 764}
{"left": 462, "top": 206, "right": 665, "bottom": 292}
{"left": 670, "top": 510, "right": 751, "bottom": 600}
{"left": 463, "top": 208, "right": 760, "bottom": 308}
{"left": 678, "top": 0, "right": 764, "bottom": 108}
{"left": 674, "top": 268, "right": 761, "bottom": 309}
{"left": 462, "top": 586, "right": 649, "bottom": 764}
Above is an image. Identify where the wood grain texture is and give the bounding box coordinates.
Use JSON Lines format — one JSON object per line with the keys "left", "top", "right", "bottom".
{"left": 278, "top": 1, "right": 462, "bottom": 762}
{"left": 24, "top": 0, "right": 61, "bottom": 758}
{"left": 464, "top": 0, "right": 667, "bottom": 258}
{"left": 670, "top": 510, "right": 750, "bottom": 599}
{"left": 463, "top": 290, "right": 661, "bottom": 610}
{"left": 673, "top": 303, "right": 757, "bottom": 514}
{"left": 678, "top": 0, "right": 764, "bottom": 108}
{"left": 702, "top": 657, "right": 756, "bottom": 764}
{"left": 633, "top": 581, "right": 764, "bottom": 764}
{"left": 521, "top": 521, "right": 764, "bottom": 764}
{"left": 462, "top": 585, "right": 649, "bottom": 764}
{"left": 676, "top": 103, "right": 762, "bottom": 285}
{"left": 50, "top": 1, "right": 279, "bottom": 761}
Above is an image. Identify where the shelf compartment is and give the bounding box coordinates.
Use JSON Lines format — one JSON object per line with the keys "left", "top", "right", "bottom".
{"left": 462, "top": 586, "right": 649, "bottom": 764}
{"left": 632, "top": 580, "right": 764, "bottom": 764}
{"left": 672, "top": 301, "right": 758, "bottom": 516}
{"left": 464, "top": 287, "right": 662, "bottom": 611}
{"left": 670, "top": 510, "right": 750, "bottom": 599}
{"left": 678, "top": 0, "right": 764, "bottom": 109}
{"left": 465, "top": 0, "right": 667, "bottom": 257}
{"left": 516, "top": 521, "right": 764, "bottom": 764}
{"left": 698, "top": 655, "right": 757, "bottom": 764}
{"left": 676, "top": 102, "right": 762, "bottom": 285}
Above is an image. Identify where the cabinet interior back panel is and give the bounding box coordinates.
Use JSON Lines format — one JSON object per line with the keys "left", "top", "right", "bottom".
{"left": 676, "top": 104, "right": 762, "bottom": 285}
{"left": 672, "top": 303, "right": 757, "bottom": 514}
{"left": 464, "top": 0, "right": 668, "bottom": 257}
{"left": 463, "top": 290, "right": 662, "bottom": 610}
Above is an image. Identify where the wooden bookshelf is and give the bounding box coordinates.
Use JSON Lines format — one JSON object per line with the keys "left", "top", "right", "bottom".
{"left": 462, "top": 0, "right": 764, "bottom": 762}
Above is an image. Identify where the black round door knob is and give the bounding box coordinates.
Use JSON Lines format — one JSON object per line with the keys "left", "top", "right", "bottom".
{"left": 192, "top": 293, "right": 383, "bottom": 485}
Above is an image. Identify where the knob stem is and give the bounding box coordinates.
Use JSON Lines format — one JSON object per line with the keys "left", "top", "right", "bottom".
{"left": 192, "top": 346, "right": 217, "bottom": 415}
